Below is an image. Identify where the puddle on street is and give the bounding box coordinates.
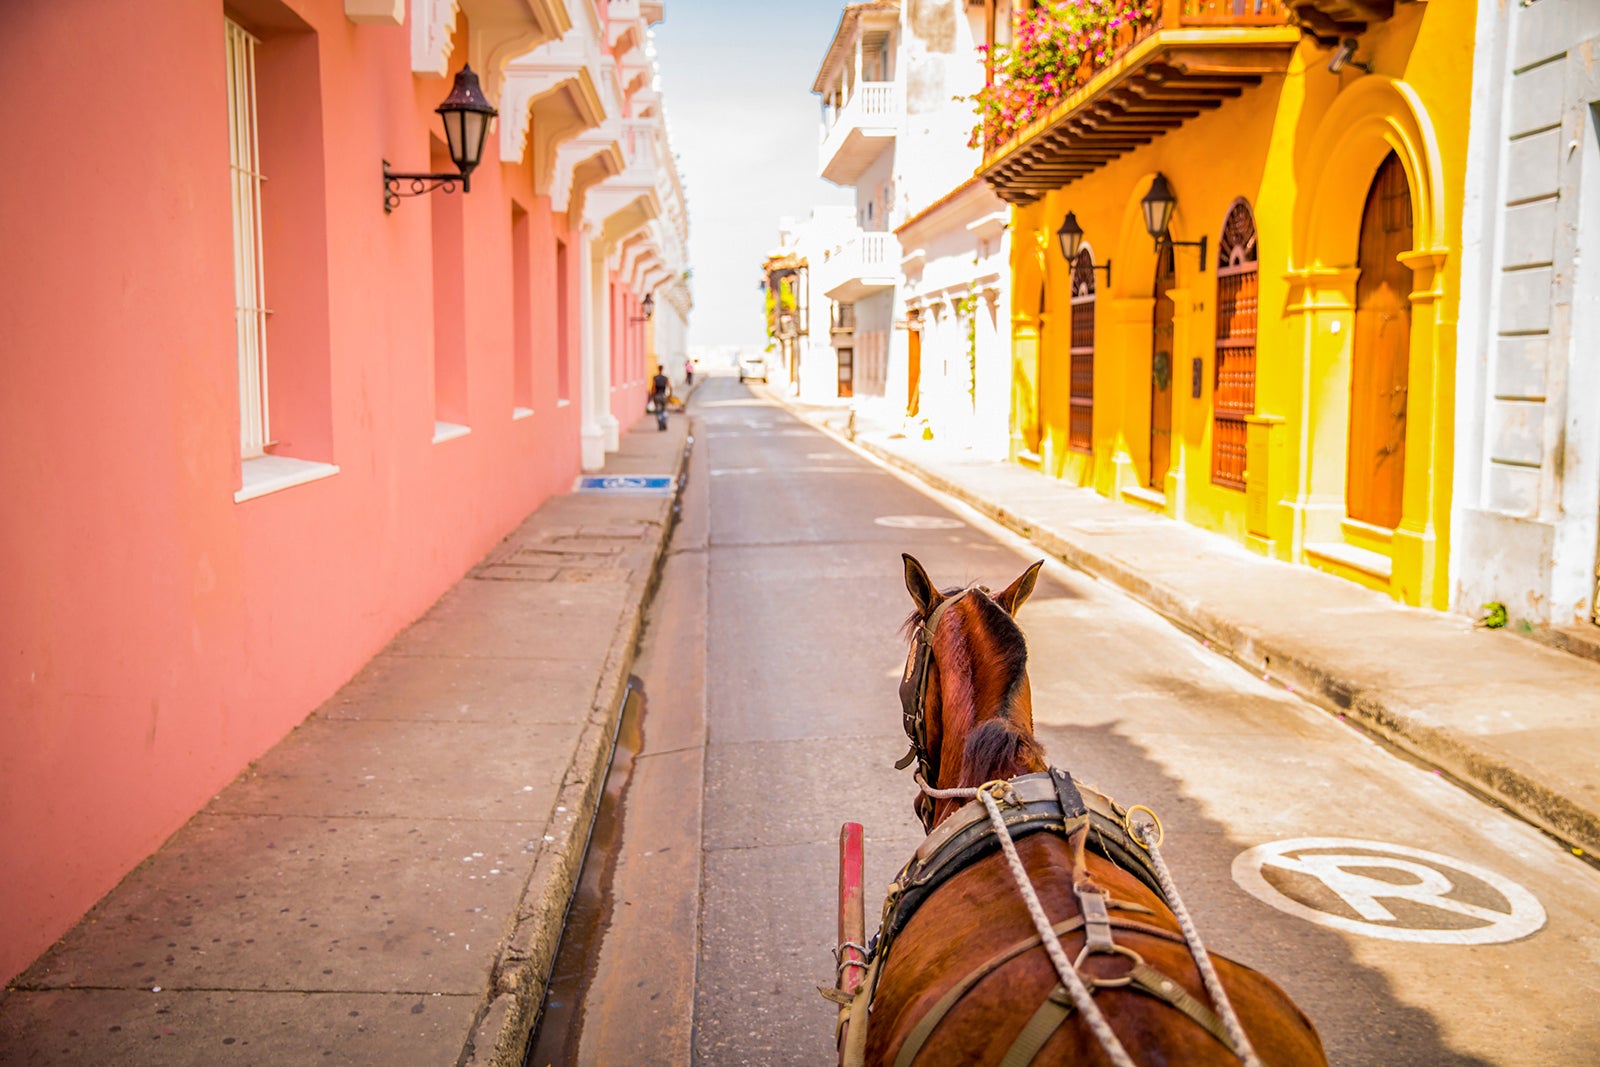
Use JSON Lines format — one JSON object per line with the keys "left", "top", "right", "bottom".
{"left": 523, "top": 680, "right": 645, "bottom": 1067}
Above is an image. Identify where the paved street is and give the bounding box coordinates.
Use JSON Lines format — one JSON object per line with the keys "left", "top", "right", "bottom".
{"left": 547, "top": 374, "right": 1600, "bottom": 1066}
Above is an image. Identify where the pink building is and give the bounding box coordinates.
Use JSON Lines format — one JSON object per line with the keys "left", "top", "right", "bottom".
{"left": 0, "top": 0, "right": 690, "bottom": 984}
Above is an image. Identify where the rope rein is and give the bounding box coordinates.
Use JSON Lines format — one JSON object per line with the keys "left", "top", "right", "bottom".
{"left": 1130, "top": 822, "right": 1263, "bottom": 1067}
{"left": 916, "top": 774, "right": 1262, "bottom": 1067}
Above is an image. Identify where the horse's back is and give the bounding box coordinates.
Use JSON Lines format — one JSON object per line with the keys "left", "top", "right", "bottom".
{"left": 861, "top": 834, "right": 1327, "bottom": 1067}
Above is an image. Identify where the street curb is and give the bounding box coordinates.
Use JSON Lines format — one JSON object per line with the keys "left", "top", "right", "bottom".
{"left": 775, "top": 398, "right": 1600, "bottom": 860}
{"left": 462, "top": 431, "right": 693, "bottom": 1067}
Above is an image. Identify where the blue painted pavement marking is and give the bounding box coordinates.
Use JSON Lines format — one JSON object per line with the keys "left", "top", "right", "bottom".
{"left": 574, "top": 475, "right": 675, "bottom": 494}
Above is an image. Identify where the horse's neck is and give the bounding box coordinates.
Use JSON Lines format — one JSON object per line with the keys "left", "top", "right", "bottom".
{"left": 933, "top": 613, "right": 1042, "bottom": 809}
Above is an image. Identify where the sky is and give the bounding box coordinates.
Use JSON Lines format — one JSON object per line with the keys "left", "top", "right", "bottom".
{"left": 651, "top": 1, "right": 856, "bottom": 352}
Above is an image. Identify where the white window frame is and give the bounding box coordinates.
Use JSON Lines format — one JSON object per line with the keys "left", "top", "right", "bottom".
{"left": 227, "top": 19, "right": 270, "bottom": 459}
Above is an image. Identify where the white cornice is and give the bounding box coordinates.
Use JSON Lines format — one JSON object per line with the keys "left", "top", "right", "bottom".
{"left": 411, "top": 0, "right": 460, "bottom": 77}
{"left": 499, "top": 17, "right": 606, "bottom": 168}
{"left": 410, "top": 0, "right": 575, "bottom": 102}
{"left": 346, "top": 0, "right": 404, "bottom": 24}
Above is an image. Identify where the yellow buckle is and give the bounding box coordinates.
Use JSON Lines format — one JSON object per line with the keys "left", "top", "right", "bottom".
{"left": 1124, "top": 804, "right": 1163, "bottom": 849}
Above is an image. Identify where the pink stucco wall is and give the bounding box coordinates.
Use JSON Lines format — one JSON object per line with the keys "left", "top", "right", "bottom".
{"left": 0, "top": 2, "right": 587, "bottom": 983}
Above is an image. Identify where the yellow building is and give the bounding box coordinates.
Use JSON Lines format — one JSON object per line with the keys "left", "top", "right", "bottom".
{"left": 978, "top": 0, "right": 1473, "bottom": 608}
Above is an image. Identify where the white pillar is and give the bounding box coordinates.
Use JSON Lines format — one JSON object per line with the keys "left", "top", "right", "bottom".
{"left": 578, "top": 224, "right": 605, "bottom": 471}
{"left": 593, "top": 241, "right": 620, "bottom": 454}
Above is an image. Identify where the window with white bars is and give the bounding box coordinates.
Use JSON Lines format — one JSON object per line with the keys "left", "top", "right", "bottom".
{"left": 227, "top": 19, "right": 270, "bottom": 458}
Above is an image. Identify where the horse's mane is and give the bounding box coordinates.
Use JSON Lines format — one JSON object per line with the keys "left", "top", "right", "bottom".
{"left": 905, "top": 586, "right": 1044, "bottom": 786}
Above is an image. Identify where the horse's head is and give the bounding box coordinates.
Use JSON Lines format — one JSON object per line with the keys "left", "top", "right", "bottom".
{"left": 898, "top": 553, "right": 1047, "bottom": 830}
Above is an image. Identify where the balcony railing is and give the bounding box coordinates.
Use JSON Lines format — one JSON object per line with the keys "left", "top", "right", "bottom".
{"left": 823, "top": 230, "right": 900, "bottom": 302}
{"left": 831, "top": 302, "right": 857, "bottom": 333}
{"left": 977, "top": 0, "right": 1297, "bottom": 204}
{"left": 819, "top": 81, "right": 900, "bottom": 186}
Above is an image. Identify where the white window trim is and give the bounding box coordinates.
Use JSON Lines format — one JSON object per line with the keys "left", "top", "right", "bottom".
{"left": 227, "top": 19, "right": 271, "bottom": 460}
{"left": 236, "top": 455, "right": 340, "bottom": 503}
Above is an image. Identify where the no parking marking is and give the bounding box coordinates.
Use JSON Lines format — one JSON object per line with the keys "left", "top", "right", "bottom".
{"left": 1232, "top": 837, "right": 1546, "bottom": 944}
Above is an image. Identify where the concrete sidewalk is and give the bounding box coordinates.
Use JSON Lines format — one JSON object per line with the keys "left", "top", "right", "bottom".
{"left": 774, "top": 392, "right": 1600, "bottom": 862}
{"left": 0, "top": 412, "right": 691, "bottom": 1066}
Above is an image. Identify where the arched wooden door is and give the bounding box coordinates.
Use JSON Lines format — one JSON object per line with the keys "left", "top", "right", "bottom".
{"left": 1149, "top": 240, "right": 1176, "bottom": 489}
{"left": 1348, "top": 152, "right": 1413, "bottom": 528}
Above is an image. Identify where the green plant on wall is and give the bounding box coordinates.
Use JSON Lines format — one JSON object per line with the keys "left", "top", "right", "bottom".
{"left": 954, "top": 290, "right": 980, "bottom": 408}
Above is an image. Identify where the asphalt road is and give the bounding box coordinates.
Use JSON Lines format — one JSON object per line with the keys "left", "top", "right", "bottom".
{"left": 544, "top": 373, "right": 1600, "bottom": 1066}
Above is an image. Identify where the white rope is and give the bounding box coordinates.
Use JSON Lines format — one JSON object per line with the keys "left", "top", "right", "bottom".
{"left": 1131, "top": 827, "right": 1264, "bottom": 1067}
{"left": 919, "top": 776, "right": 1137, "bottom": 1067}
{"left": 920, "top": 775, "right": 1267, "bottom": 1066}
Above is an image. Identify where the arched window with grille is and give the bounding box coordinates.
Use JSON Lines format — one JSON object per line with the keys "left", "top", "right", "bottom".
{"left": 1068, "top": 249, "right": 1097, "bottom": 453}
{"left": 1212, "top": 199, "right": 1258, "bottom": 489}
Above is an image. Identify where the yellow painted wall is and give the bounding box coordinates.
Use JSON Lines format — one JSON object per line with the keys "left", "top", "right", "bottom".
{"left": 1007, "top": 2, "right": 1474, "bottom": 609}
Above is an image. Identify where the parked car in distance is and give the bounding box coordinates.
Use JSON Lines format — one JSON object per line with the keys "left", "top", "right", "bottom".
{"left": 738, "top": 352, "right": 767, "bottom": 383}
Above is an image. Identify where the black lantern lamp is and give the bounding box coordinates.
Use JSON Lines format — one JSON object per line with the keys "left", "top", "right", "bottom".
{"left": 384, "top": 64, "right": 499, "bottom": 213}
{"left": 1140, "top": 172, "right": 1206, "bottom": 271}
{"left": 631, "top": 293, "right": 656, "bottom": 323}
{"left": 1056, "top": 211, "right": 1112, "bottom": 285}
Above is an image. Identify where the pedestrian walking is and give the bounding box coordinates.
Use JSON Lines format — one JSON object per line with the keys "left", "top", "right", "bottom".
{"left": 651, "top": 369, "right": 671, "bottom": 431}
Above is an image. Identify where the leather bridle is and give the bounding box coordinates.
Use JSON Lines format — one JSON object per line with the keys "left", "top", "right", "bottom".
{"left": 895, "top": 590, "right": 969, "bottom": 832}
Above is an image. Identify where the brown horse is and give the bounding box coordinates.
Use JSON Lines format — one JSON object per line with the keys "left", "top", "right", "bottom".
{"left": 853, "top": 555, "right": 1328, "bottom": 1067}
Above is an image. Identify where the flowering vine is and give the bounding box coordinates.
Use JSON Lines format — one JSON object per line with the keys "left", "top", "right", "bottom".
{"left": 967, "top": 0, "right": 1158, "bottom": 154}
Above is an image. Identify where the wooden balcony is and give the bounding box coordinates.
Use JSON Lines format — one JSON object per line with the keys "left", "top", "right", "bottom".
{"left": 979, "top": 0, "right": 1300, "bottom": 205}
{"left": 1287, "top": 0, "right": 1393, "bottom": 43}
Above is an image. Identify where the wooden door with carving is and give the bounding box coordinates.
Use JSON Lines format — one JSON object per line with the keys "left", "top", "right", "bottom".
{"left": 1348, "top": 151, "right": 1413, "bottom": 529}
{"left": 1149, "top": 239, "right": 1176, "bottom": 489}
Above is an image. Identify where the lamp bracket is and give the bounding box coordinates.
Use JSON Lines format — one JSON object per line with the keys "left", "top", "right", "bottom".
{"left": 1092, "top": 261, "right": 1113, "bottom": 287}
{"left": 1158, "top": 234, "right": 1208, "bottom": 272}
{"left": 383, "top": 161, "right": 471, "bottom": 214}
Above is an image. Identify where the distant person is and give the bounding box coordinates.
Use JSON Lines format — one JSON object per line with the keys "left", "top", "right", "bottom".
{"left": 651, "top": 369, "right": 671, "bottom": 431}
{"left": 684, "top": 358, "right": 695, "bottom": 387}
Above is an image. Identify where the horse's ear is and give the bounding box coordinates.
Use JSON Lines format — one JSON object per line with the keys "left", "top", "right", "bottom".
{"left": 902, "top": 553, "right": 942, "bottom": 617}
{"left": 994, "top": 559, "right": 1044, "bottom": 616}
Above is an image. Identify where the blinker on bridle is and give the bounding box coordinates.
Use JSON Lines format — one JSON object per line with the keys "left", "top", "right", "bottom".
{"left": 896, "top": 588, "right": 976, "bottom": 831}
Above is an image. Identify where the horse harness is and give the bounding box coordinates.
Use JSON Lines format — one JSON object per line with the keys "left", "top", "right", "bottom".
{"left": 857, "top": 592, "right": 1265, "bottom": 1065}
{"left": 830, "top": 770, "right": 1266, "bottom": 1067}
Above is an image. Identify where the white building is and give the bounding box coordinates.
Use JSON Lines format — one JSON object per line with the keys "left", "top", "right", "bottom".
{"left": 764, "top": 207, "right": 861, "bottom": 399}
{"left": 515, "top": 0, "right": 691, "bottom": 469}
{"left": 813, "top": 1, "right": 902, "bottom": 405}
{"left": 810, "top": 0, "right": 1010, "bottom": 453}
{"left": 1454, "top": 0, "right": 1600, "bottom": 636}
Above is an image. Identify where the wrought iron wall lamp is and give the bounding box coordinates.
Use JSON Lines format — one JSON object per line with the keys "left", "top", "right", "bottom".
{"left": 1056, "top": 211, "right": 1113, "bottom": 286}
{"left": 383, "top": 65, "right": 498, "bottom": 214}
{"left": 1327, "top": 38, "right": 1372, "bottom": 75}
{"left": 1140, "top": 173, "right": 1207, "bottom": 271}
{"left": 630, "top": 293, "right": 656, "bottom": 323}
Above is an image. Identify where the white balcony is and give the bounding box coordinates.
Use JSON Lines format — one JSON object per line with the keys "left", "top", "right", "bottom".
{"left": 819, "top": 81, "right": 899, "bottom": 186}
{"left": 822, "top": 229, "right": 900, "bottom": 302}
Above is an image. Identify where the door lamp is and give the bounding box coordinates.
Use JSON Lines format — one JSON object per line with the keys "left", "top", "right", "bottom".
{"left": 1056, "top": 211, "right": 1112, "bottom": 286}
{"left": 631, "top": 293, "right": 656, "bottom": 323}
{"left": 383, "top": 65, "right": 498, "bottom": 214}
{"left": 1140, "top": 173, "right": 1207, "bottom": 271}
